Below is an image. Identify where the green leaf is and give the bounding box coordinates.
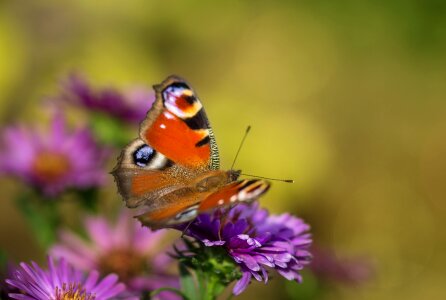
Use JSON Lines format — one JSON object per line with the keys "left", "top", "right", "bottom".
{"left": 179, "top": 263, "right": 198, "bottom": 300}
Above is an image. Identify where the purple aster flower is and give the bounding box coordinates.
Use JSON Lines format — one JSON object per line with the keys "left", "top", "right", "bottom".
{"left": 180, "top": 202, "right": 312, "bottom": 295}
{"left": 0, "top": 113, "right": 108, "bottom": 197}
{"left": 61, "top": 74, "right": 155, "bottom": 124}
{"left": 6, "top": 257, "right": 127, "bottom": 300}
{"left": 50, "top": 209, "right": 179, "bottom": 298}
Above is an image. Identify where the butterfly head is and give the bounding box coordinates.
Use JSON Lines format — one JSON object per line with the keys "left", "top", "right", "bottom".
{"left": 228, "top": 169, "right": 241, "bottom": 182}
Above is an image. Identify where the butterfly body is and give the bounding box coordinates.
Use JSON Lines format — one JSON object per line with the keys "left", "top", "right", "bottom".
{"left": 112, "top": 76, "right": 270, "bottom": 229}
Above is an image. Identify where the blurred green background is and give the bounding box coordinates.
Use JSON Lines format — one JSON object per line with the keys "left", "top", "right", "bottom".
{"left": 1, "top": 0, "right": 445, "bottom": 299}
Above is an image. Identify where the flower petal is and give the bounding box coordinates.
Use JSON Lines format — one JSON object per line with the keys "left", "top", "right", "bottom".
{"left": 233, "top": 272, "right": 252, "bottom": 295}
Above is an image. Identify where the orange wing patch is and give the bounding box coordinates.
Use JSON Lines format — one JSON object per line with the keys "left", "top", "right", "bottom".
{"left": 198, "top": 179, "right": 271, "bottom": 212}
{"left": 144, "top": 111, "right": 210, "bottom": 168}
{"left": 137, "top": 201, "right": 193, "bottom": 223}
{"left": 136, "top": 190, "right": 210, "bottom": 228}
{"left": 131, "top": 172, "right": 169, "bottom": 196}
{"left": 198, "top": 181, "right": 240, "bottom": 211}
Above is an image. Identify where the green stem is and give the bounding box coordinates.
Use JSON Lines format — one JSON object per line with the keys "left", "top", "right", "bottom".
{"left": 196, "top": 270, "right": 225, "bottom": 300}
{"left": 15, "top": 192, "right": 61, "bottom": 249}
{"left": 177, "top": 245, "right": 240, "bottom": 300}
{"left": 204, "top": 276, "right": 219, "bottom": 300}
{"left": 197, "top": 270, "right": 206, "bottom": 300}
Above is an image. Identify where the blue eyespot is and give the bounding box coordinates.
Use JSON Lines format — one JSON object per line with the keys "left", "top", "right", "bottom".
{"left": 133, "top": 145, "right": 154, "bottom": 167}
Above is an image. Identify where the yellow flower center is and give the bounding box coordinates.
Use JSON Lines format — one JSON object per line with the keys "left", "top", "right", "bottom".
{"left": 99, "top": 249, "right": 146, "bottom": 282}
{"left": 32, "top": 151, "right": 71, "bottom": 183}
{"left": 55, "top": 283, "right": 95, "bottom": 300}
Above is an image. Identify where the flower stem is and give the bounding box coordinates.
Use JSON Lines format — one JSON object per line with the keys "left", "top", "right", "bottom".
{"left": 15, "top": 192, "right": 60, "bottom": 249}
{"left": 176, "top": 244, "right": 241, "bottom": 300}
{"left": 203, "top": 274, "right": 225, "bottom": 300}
{"left": 178, "top": 264, "right": 224, "bottom": 300}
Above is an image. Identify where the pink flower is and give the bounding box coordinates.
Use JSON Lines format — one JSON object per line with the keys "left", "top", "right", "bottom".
{"left": 50, "top": 210, "right": 178, "bottom": 298}
{"left": 0, "top": 113, "right": 108, "bottom": 197}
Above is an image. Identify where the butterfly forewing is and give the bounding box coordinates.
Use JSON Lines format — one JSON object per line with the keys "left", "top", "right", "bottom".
{"left": 139, "top": 76, "right": 219, "bottom": 170}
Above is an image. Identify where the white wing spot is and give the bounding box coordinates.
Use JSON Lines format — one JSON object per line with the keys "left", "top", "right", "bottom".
{"left": 218, "top": 199, "right": 224, "bottom": 205}
{"left": 174, "top": 205, "right": 199, "bottom": 222}
{"left": 230, "top": 195, "right": 238, "bottom": 202}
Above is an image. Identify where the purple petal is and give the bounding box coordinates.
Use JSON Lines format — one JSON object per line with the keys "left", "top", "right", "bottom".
{"left": 277, "top": 268, "right": 299, "bottom": 281}
{"left": 203, "top": 239, "right": 226, "bottom": 246}
{"left": 232, "top": 253, "right": 260, "bottom": 272}
{"left": 253, "top": 255, "right": 274, "bottom": 267}
{"left": 233, "top": 272, "right": 251, "bottom": 295}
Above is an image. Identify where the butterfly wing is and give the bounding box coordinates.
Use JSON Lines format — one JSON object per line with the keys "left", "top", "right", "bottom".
{"left": 135, "top": 179, "right": 270, "bottom": 228}
{"left": 140, "top": 75, "right": 220, "bottom": 170}
{"left": 198, "top": 179, "right": 270, "bottom": 212}
{"left": 113, "top": 76, "right": 221, "bottom": 210}
{"left": 112, "top": 138, "right": 182, "bottom": 209}
{"left": 135, "top": 187, "right": 208, "bottom": 229}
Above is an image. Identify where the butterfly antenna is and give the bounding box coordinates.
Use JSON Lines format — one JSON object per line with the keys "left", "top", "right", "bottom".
{"left": 241, "top": 173, "right": 294, "bottom": 183}
{"left": 230, "top": 125, "right": 251, "bottom": 170}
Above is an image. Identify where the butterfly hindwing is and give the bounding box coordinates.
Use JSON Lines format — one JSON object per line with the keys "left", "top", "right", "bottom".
{"left": 135, "top": 179, "right": 270, "bottom": 229}
{"left": 112, "top": 138, "right": 182, "bottom": 208}
{"left": 198, "top": 179, "right": 271, "bottom": 212}
{"left": 135, "top": 188, "right": 208, "bottom": 229}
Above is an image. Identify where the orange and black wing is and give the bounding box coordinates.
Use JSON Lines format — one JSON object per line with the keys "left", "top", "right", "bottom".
{"left": 135, "top": 179, "right": 271, "bottom": 228}
{"left": 198, "top": 179, "right": 271, "bottom": 212}
{"left": 112, "top": 138, "right": 181, "bottom": 209}
{"left": 113, "top": 76, "right": 220, "bottom": 210}
{"left": 140, "top": 75, "right": 220, "bottom": 170}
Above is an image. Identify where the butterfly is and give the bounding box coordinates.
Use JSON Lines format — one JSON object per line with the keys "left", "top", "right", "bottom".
{"left": 112, "top": 75, "right": 270, "bottom": 229}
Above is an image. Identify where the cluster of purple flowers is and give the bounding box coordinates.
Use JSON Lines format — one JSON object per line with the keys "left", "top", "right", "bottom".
{"left": 3, "top": 210, "right": 178, "bottom": 299}
{"left": 180, "top": 203, "right": 312, "bottom": 295}
{"left": 0, "top": 74, "right": 320, "bottom": 299}
{"left": 0, "top": 75, "right": 177, "bottom": 299}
